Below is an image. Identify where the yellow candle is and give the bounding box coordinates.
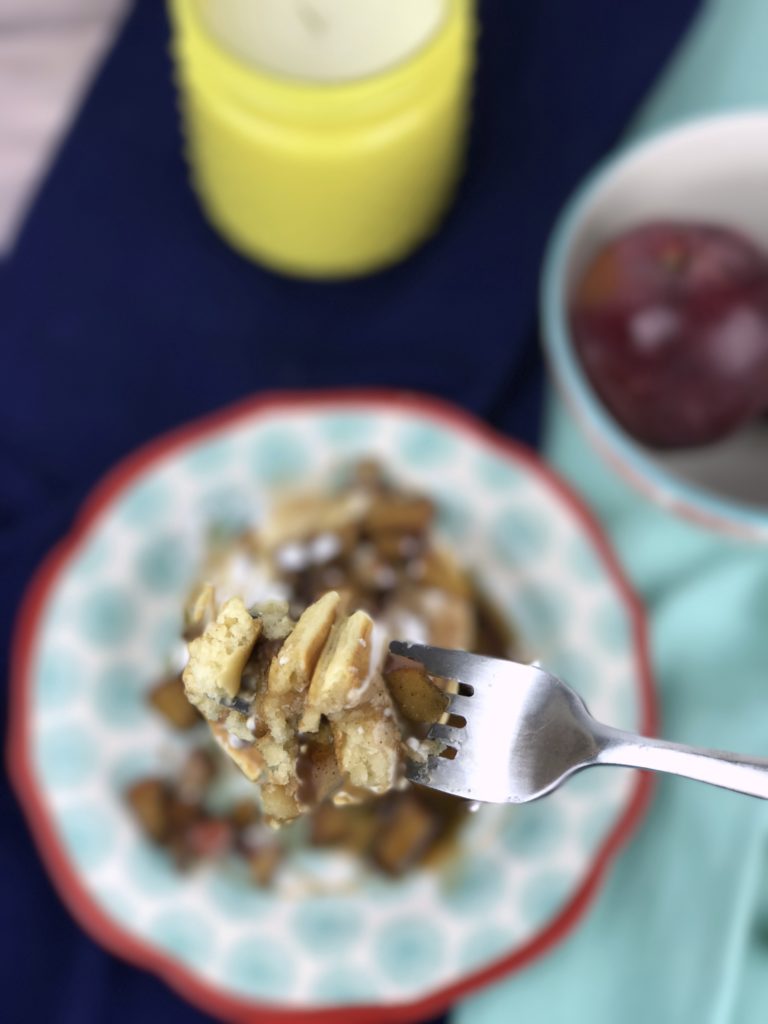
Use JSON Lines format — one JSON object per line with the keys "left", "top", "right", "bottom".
{"left": 169, "top": 0, "right": 476, "bottom": 278}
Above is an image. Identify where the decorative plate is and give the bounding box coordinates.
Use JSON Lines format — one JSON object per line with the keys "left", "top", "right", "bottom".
{"left": 8, "top": 391, "right": 655, "bottom": 1024}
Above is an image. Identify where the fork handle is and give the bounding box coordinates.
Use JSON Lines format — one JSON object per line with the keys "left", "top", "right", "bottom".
{"left": 595, "top": 726, "right": 768, "bottom": 799}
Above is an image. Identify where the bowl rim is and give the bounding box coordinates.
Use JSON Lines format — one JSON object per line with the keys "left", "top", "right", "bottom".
{"left": 540, "top": 108, "right": 768, "bottom": 543}
{"left": 6, "top": 388, "right": 657, "bottom": 1024}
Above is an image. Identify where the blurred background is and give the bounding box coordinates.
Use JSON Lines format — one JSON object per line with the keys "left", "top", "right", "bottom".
{"left": 4, "top": 1, "right": 768, "bottom": 1023}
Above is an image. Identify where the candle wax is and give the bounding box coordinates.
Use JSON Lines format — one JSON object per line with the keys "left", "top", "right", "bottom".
{"left": 197, "top": 0, "right": 447, "bottom": 82}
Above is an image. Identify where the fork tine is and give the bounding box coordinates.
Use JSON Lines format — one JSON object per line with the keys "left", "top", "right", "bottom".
{"left": 427, "top": 723, "right": 466, "bottom": 747}
{"left": 444, "top": 693, "right": 474, "bottom": 717}
{"left": 388, "top": 641, "right": 502, "bottom": 686}
{"left": 405, "top": 755, "right": 457, "bottom": 785}
{"left": 405, "top": 755, "right": 474, "bottom": 797}
{"left": 404, "top": 758, "right": 433, "bottom": 787}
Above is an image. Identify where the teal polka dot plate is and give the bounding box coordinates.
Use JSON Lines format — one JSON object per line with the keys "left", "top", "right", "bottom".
{"left": 8, "top": 392, "right": 655, "bottom": 1024}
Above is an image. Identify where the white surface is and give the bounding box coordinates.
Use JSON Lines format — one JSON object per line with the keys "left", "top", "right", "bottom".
{"left": 196, "top": 0, "right": 446, "bottom": 82}
{"left": 564, "top": 113, "right": 768, "bottom": 509}
{"left": 0, "top": 0, "right": 129, "bottom": 255}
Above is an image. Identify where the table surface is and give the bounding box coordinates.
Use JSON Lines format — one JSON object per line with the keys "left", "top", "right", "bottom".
{"left": 2, "top": 2, "right": 701, "bottom": 1022}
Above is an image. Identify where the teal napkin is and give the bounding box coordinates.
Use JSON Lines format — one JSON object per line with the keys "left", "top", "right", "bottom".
{"left": 455, "top": 2, "right": 768, "bottom": 1021}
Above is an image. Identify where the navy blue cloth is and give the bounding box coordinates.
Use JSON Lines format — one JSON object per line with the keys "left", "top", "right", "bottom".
{"left": 2, "top": 1, "right": 699, "bottom": 1021}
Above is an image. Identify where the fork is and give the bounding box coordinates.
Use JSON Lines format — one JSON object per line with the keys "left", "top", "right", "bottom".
{"left": 389, "top": 642, "right": 768, "bottom": 803}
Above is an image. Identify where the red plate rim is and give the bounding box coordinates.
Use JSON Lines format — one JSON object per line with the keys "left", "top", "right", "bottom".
{"left": 6, "top": 388, "right": 658, "bottom": 1024}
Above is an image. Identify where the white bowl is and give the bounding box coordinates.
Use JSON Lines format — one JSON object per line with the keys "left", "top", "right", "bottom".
{"left": 542, "top": 111, "right": 768, "bottom": 541}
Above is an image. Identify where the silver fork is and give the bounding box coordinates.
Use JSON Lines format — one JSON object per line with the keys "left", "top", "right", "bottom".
{"left": 390, "top": 642, "right": 768, "bottom": 803}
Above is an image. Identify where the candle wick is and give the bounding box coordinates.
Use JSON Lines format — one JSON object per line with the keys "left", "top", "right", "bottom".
{"left": 295, "top": 1, "right": 329, "bottom": 36}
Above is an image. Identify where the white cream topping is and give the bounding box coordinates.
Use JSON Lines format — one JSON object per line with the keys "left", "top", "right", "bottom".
{"left": 309, "top": 532, "right": 342, "bottom": 564}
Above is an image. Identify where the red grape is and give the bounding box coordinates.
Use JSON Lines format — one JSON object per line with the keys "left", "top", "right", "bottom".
{"left": 570, "top": 221, "right": 768, "bottom": 448}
